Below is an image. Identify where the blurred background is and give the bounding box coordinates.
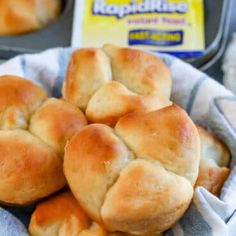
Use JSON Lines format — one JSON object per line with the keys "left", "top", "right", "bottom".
{"left": 0, "top": 0, "right": 235, "bottom": 89}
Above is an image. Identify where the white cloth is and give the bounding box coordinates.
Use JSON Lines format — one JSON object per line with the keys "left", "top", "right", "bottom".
{"left": 0, "top": 207, "right": 28, "bottom": 236}
{"left": 0, "top": 48, "right": 235, "bottom": 236}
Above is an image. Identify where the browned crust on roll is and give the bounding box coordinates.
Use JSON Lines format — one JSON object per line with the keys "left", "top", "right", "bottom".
{"left": 29, "top": 98, "right": 87, "bottom": 156}
{"left": 115, "top": 104, "right": 200, "bottom": 185}
{"left": 195, "top": 125, "right": 231, "bottom": 195}
{"left": 103, "top": 44, "right": 172, "bottom": 99}
{"left": 0, "top": 130, "right": 66, "bottom": 205}
{"left": 63, "top": 48, "right": 112, "bottom": 111}
{"left": 29, "top": 191, "right": 106, "bottom": 236}
{"left": 195, "top": 165, "right": 230, "bottom": 195}
{"left": 0, "top": 75, "right": 47, "bottom": 129}
{"left": 101, "top": 159, "right": 193, "bottom": 234}
{"left": 64, "top": 124, "right": 134, "bottom": 224}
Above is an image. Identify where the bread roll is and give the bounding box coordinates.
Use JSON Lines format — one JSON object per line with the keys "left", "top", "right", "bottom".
{"left": 64, "top": 105, "right": 200, "bottom": 235}
{"left": 0, "top": 75, "right": 47, "bottom": 130}
{"left": 103, "top": 44, "right": 172, "bottom": 98}
{"left": 29, "top": 98, "right": 87, "bottom": 156}
{"left": 29, "top": 191, "right": 106, "bottom": 236}
{"left": 86, "top": 81, "right": 171, "bottom": 126}
{"left": 0, "top": 129, "right": 65, "bottom": 205}
{"left": 63, "top": 48, "right": 112, "bottom": 110}
{"left": 0, "top": 0, "right": 62, "bottom": 35}
{"left": 195, "top": 126, "right": 230, "bottom": 195}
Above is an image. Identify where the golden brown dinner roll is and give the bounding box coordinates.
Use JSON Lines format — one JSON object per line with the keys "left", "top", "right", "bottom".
{"left": 0, "top": 129, "right": 66, "bottom": 205}
{"left": 195, "top": 126, "right": 230, "bottom": 195}
{"left": 0, "top": 75, "right": 47, "bottom": 130}
{"left": 103, "top": 44, "right": 172, "bottom": 98}
{"left": 0, "top": 0, "right": 62, "bottom": 35}
{"left": 63, "top": 48, "right": 112, "bottom": 110}
{"left": 29, "top": 191, "right": 106, "bottom": 236}
{"left": 86, "top": 81, "right": 172, "bottom": 126}
{"left": 64, "top": 105, "right": 200, "bottom": 235}
{"left": 29, "top": 98, "right": 87, "bottom": 156}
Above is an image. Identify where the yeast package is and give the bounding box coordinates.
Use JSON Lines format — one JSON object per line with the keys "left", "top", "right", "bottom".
{"left": 72, "top": 0, "right": 205, "bottom": 58}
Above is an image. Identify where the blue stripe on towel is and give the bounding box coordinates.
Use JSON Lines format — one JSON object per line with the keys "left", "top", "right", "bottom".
{"left": 186, "top": 76, "right": 207, "bottom": 115}
{"left": 165, "top": 203, "right": 213, "bottom": 236}
{"left": 20, "top": 56, "right": 26, "bottom": 77}
{"left": 220, "top": 167, "right": 236, "bottom": 205}
{"left": 179, "top": 203, "right": 213, "bottom": 236}
{"left": 214, "top": 97, "right": 236, "bottom": 133}
{"left": 227, "top": 209, "right": 236, "bottom": 224}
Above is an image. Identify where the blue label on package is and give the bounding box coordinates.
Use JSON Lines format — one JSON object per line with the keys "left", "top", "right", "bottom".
{"left": 128, "top": 29, "right": 183, "bottom": 46}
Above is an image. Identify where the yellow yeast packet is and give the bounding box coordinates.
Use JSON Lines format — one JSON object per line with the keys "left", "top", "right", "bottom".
{"left": 72, "top": 0, "right": 205, "bottom": 57}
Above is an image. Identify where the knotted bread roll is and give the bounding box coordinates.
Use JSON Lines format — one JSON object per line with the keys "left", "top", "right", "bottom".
{"left": 195, "top": 126, "right": 230, "bottom": 195}
{"left": 64, "top": 105, "right": 200, "bottom": 235}
{"left": 63, "top": 45, "right": 172, "bottom": 126}
{"left": 0, "top": 75, "right": 87, "bottom": 205}
{"left": 0, "top": 0, "right": 62, "bottom": 35}
{"left": 29, "top": 191, "right": 106, "bottom": 236}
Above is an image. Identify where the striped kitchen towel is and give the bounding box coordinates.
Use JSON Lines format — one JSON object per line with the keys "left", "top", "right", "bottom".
{"left": 0, "top": 48, "right": 235, "bottom": 236}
